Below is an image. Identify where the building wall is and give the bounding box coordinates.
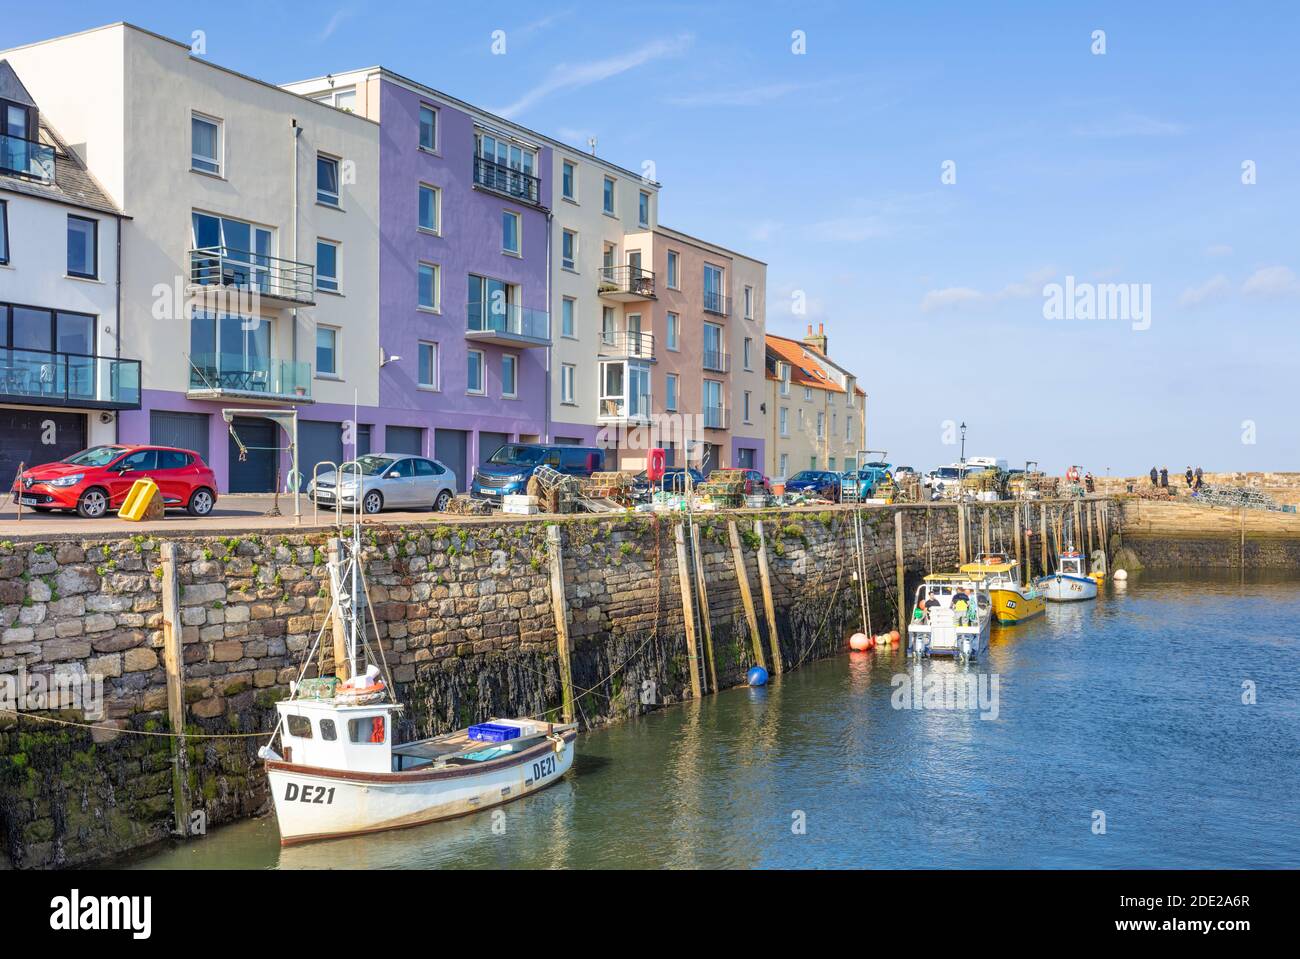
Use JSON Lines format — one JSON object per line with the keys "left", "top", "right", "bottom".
{"left": 727, "top": 251, "right": 767, "bottom": 471}
{"left": 766, "top": 379, "right": 866, "bottom": 480}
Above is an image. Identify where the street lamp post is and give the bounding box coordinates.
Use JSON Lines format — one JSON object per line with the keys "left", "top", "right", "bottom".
{"left": 959, "top": 422, "right": 967, "bottom": 463}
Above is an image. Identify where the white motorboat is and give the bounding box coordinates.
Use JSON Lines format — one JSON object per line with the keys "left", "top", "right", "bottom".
{"left": 907, "top": 573, "right": 994, "bottom": 660}
{"left": 1037, "top": 550, "right": 1099, "bottom": 602}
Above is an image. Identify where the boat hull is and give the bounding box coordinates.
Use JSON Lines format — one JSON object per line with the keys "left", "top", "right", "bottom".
{"left": 989, "top": 587, "right": 1045, "bottom": 624}
{"left": 908, "top": 615, "right": 992, "bottom": 658}
{"left": 1038, "top": 574, "right": 1098, "bottom": 602}
{"left": 266, "top": 732, "right": 576, "bottom": 845}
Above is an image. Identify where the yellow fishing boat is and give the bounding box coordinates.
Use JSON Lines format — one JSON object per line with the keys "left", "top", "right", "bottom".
{"left": 959, "top": 553, "right": 1045, "bottom": 624}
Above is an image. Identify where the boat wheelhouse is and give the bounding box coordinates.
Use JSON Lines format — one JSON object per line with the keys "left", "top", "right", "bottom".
{"left": 1036, "top": 550, "right": 1099, "bottom": 602}
{"left": 959, "top": 553, "right": 1045, "bottom": 624}
{"left": 907, "top": 572, "right": 994, "bottom": 660}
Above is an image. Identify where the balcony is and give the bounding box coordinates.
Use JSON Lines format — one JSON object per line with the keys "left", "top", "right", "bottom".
{"left": 702, "top": 349, "right": 731, "bottom": 373}
{"left": 598, "top": 392, "right": 652, "bottom": 424}
{"left": 188, "top": 247, "right": 316, "bottom": 308}
{"left": 0, "top": 134, "right": 55, "bottom": 183}
{"left": 473, "top": 155, "right": 542, "bottom": 206}
{"left": 465, "top": 302, "right": 551, "bottom": 348}
{"left": 187, "top": 353, "right": 313, "bottom": 403}
{"left": 598, "top": 265, "right": 656, "bottom": 302}
{"left": 0, "top": 348, "right": 141, "bottom": 409}
{"left": 703, "top": 406, "right": 730, "bottom": 430}
{"left": 703, "top": 290, "right": 731, "bottom": 317}
{"left": 597, "top": 330, "right": 656, "bottom": 361}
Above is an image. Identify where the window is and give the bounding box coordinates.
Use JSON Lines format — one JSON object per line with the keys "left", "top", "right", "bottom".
{"left": 603, "top": 176, "right": 615, "bottom": 215}
{"left": 419, "top": 105, "right": 437, "bottom": 151}
{"left": 561, "top": 297, "right": 575, "bottom": 337}
{"left": 67, "top": 216, "right": 97, "bottom": 279}
{"left": 810, "top": 456, "right": 817, "bottom": 471}
{"left": 638, "top": 190, "right": 650, "bottom": 227}
{"left": 779, "top": 363, "right": 791, "bottom": 396}
{"left": 829, "top": 457, "right": 837, "bottom": 472}
{"left": 502, "top": 210, "right": 520, "bottom": 255}
{"left": 817, "top": 412, "right": 825, "bottom": 439}
{"left": 317, "top": 154, "right": 340, "bottom": 206}
{"left": 743, "top": 337, "right": 753, "bottom": 370}
{"left": 779, "top": 407, "right": 789, "bottom": 436}
{"left": 847, "top": 416, "right": 853, "bottom": 442}
{"left": 0, "top": 200, "right": 7, "bottom": 264}
{"left": 191, "top": 113, "right": 221, "bottom": 175}
{"left": 319, "top": 719, "right": 338, "bottom": 741}
{"left": 311, "top": 87, "right": 355, "bottom": 112}
{"left": 562, "top": 160, "right": 576, "bottom": 200}
{"left": 418, "top": 184, "right": 440, "bottom": 232}
{"left": 191, "top": 211, "right": 272, "bottom": 289}
{"left": 743, "top": 391, "right": 752, "bottom": 423}
{"left": 467, "top": 349, "right": 484, "bottom": 394}
{"left": 666, "top": 373, "right": 679, "bottom": 411}
{"left": 348, "top": 716, "right": 386, "bottom": 744}
{"left": 744, "top": 285, "right": 755, "bottom": 319}
{"left": 780, "top": 453, "right": 789, "bottom": 478}
{"left": 418, "top": 341, "right": 438, "bottom": 389}
{"left": 561, "top": 363, "right": 576, "bottom": 403}
{"left": 562, "top": 230, "right": 577, "bottom": 270}
{"left": 316, "top": 239, "right": 339, "bottom": 292}
{"left": 666, "top": 312, "right": 679, "bottom": 351}
{"left": 287, "top": 715, "right": 313, "bottom": 739}
{"left": 316, "top": 326, "right": 338, "bottom": 375}
{"left": 667, "top": 250, "right": 679, "bottom": 289}
{"left": 418, "top": 262, "right": 440, "bottom": 310}
{"left": 502, "top": 353, "right": 518, "bottom": 397}
{"left": 804, "top": 386, "right": 813, "bottom": 401}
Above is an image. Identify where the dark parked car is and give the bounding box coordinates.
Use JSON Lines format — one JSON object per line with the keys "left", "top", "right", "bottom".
{"left": 471, "top": 443, "right": 605, "bottom": 502}
{"left": 783, "top": 470, "right": 842, "bottom": 501}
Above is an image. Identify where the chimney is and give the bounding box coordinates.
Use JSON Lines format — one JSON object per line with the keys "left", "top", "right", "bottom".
{"left": 803, "top": 322, "right": 828, "bottom": 355}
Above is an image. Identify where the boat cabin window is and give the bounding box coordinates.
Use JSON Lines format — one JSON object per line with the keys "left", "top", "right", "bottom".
{"left": 1062, "top": 558, "right": 1082, "bottom": 575}
{"left": 320, "top": 719, "right": 338, "bottom": 742}
{"left": 349, "top": 715, "right": 387, "bottom": 745}
{"left": 286, "top": 715, "right": 313, "bottom": 739}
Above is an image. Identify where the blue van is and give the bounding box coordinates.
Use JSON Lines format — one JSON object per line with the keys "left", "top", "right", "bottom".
{"left": 471, "top": 443, "right": 606, "bottom": 502}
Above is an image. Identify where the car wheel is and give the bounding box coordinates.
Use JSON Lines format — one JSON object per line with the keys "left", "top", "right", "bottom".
{"left": 363, "top": 490, "right": 384, "bottom": 514}
{"left": 187, "top": 487, "right": 215, "bottom": 517}
{"left": 434, "top": 489, "right": 452, "bottom": 511}
{"left": 77, "top": 487, "right": 109, "bottom": 519}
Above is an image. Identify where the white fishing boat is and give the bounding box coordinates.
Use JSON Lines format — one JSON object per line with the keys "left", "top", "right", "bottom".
{"left": 907, "top": 573, "right": 994, "bottom": 660}
{"left": 260, "top": 464, "right": 576, "bottom": 846}
{"left": 1036, "top": 550, "right": 1099, "bottom": 602}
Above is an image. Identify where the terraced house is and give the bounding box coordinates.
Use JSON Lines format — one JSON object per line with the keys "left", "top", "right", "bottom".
{"left": 766, "top": 325, "right": 866, "bottom": 482}
{"left": 0, "top": 23, "right": 382, "bottom": 494}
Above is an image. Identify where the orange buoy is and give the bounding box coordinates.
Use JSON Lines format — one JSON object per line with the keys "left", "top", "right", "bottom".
{"left": 889, "top": 629, "right": 901, "bottom": 644}
{"left": 849, "top": 632, "right": 872, "bottom": 651}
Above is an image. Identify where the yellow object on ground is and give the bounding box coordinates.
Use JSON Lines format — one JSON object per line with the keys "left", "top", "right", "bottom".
{"left": 118, "top": 478, "right": 164, "bottom": 521}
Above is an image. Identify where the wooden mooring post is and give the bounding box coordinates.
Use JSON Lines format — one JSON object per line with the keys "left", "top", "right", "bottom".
{"left": 754, "top": 521, "right": 783, "bottom": 675}
{"left": 159, "top": 542, "right": 191, "bottom": 837}
{"left": 326, "top": 537, "right": 349, "bottom": 680}
{"left": 981, "top": 508, "right": 991, "bottom": 557}
{"left": 894, "top": 510, "right": 906, "bottom": 635}
{"left": 1040, "top": 503, "right": 1049, "bottom": 573}
{"left": 727, "top": 521, "right": 766, "bottom": 669}
{"left": 1013, "top": 505, "right": 1023, "bottom": 574}
{"left": 689, "top": 523, "right": 718, "bottom": 693}
{"left": 673, "top": 524, "right": 704, "bottom": 698}
{"left": 957, "top": 503, "right": 968, "bottom": 565}
{"left": 545, "top": 526, "right": 576, "bottom": 722}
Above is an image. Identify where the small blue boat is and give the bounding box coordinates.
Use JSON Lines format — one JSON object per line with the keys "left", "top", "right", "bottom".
{"left": 1036, "top": 551, "right": 1098, "bottom": 602}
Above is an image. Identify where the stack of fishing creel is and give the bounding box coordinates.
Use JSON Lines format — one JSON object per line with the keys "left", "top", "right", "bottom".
{"left": 446, "top": 494, "right": 492, "bottom": 515}
{"left": 962, "top": 470, "right": 1003, "bottom": 492}
{"left": 583, "top": 471, "right": 637, "bottom": 506}
{"left": 699, "top": 470, "right": 747, "bottom": 509}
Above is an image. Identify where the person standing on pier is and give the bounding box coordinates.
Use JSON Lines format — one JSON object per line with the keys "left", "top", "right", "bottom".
{"left": 1185, "top": 466, "right": 1194, "bottom": 488}
{"left": 1150, "top": 466, "right": 1159, "bottom": 486}
{"left": 1160, "top": 467, "right": 1169, "bottom": 488}
{"left": 1194, "top": 466, "right": 1204, "bottom": 491}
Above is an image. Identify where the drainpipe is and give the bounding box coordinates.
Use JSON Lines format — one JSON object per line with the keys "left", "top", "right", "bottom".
{"left": 544, "top": 208, "right": 553, "bottom": 442}
{"left": 291, "top": 119, "right": 301, "bottom": 368}
{"left": 114, "top": 213, "right": 123, "bottom": 444}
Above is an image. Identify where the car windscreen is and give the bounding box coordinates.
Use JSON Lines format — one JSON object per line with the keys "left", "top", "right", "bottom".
{"left": 62, "top": 446, "right": 126, "bottom": 468}
{"left": 936, "top": 468, "right": 961, "bottom": 479}
{"left": 350, "top": 455, "right": 396, "bottom": 476}
{"left": 789, "top": 471, "right": 820, "bottom": 482}
{"left": 488, "top": 445, "right": 546, "bottom": 467}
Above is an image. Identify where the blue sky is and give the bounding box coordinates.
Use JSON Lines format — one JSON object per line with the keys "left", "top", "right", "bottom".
{"left": 8, "top": 1, "right": 1299, "bottom": 473}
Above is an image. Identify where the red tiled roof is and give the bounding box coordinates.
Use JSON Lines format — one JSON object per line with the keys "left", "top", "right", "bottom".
{"left": 765, "top": 334, "right": 846, "bottom": 393}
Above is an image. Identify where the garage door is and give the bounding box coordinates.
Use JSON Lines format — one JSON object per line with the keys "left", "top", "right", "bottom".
{"left": 0, "top": 409, "right": 86, "bottom": 483}
{"left": 434, "top": 428, "right": 469, "bottom": 492}
{"left": 478, "top": 431, "right": 509, "bottom": 466}
{"left": 385, "top": 425, "right": 423, "bottom": 455}
{"left": 227, "top": 417, "right": 276, "bottom": 493}
{"left": 150, "top": 410, "right": 210, "bottom": 462}
{"left": 298, "top": 420, "right": 344, "bottom": 492}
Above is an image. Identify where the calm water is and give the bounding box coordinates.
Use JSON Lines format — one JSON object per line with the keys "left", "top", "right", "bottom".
{"left": 133, "top": 569, "right": 1300, "bottom": 869}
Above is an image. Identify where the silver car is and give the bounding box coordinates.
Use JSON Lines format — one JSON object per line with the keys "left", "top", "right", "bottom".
{"left": 308, "top": 453, "right": 457, "bottom": 514}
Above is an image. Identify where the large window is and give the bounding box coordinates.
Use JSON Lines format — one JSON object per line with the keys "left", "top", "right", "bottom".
{"left": 189, "top": 311, "right": 270, "bottom": 382}
{"left": 418, "top": 262, "right": 440, "bottom": 311}
{"left": 191, "top": 212, "right": 273, "bottom": 291}
{"left": 562, "top": 230, "right": 576, "bottom": 270}
{"left": 501, "top": 353, "right": 518, "bottom": 398}
{"left": 316, "top": 326, "right": 338, "bottom": 375}
{"left": 562, "top": 160, "right": 576, "bottom": 200}
{"left": 418, "top": 341, "right": 438, "bottom": 389}
{"left": 602, "top": 176, "right": 615, "bottom": 215}
{"left": 468, "top": 274, "right": 517, "bottom": 333}
{"left": 316, "top": 239, "right": 339, "bottom": 292}
{"left": 561, "top": 363, "right": 575, "bottom": 403}
{"left": 667, "top": 250, "right": 679, "bottom": 289}
{"left": 502, "top": 210, "right": 520, "bottom": 254}
{"left": 1, "top": 305, "right": 95, "bottom": 354}
{"left": 419, "top": 105, "right": 437, "bottom": 151}
{"left": 418, "top": 184, "right": 440, "bottom": 232}
{"left": 638, "top": 190, "right": 650, "bottom": 227}
{"left": 317, "top": 154, "right": 340, "bottom": 206}
{"left": 191, "top": 113, "right": 221, "bottom": 175}
{"left": 0, "top": 200, "right": 7, "bottom": 264}
{"left": 666, "top": 373, "right": 679, "bottom": 411}
{"left": 561, "top": 297, "right": 575, "bottom": 337}
{"left": 67, "top": 216, "right": 97, "bottom": 279}
{"left": 779, "top": 407, "right": 789, "bottom": 436}
{"left": 467, "top": 349, "right": 484, "bottom": 394}
{"left": 666, "top": 312, "right": 679, "bottom": 351}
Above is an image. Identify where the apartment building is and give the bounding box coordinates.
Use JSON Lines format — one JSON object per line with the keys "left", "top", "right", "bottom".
{"left": 284, "top": 68, "right": 552, "bottom": 490}
{"left": 1, "top": 24, "right": 382, "bottom": 493}
{"left": 766, "top": 325, "right": 866, "bottom": 481}
{"left": 0, "top": 60, "right": 134, "bottom": 485}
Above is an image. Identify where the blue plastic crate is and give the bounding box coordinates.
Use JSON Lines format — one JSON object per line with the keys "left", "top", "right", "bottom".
{"left": 468, "top": 722, "right": 521, "bottom": 742}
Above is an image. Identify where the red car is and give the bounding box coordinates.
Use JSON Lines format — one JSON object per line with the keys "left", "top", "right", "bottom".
{"left": 12, "top": 445, "right": 218, "bottom": 519}
{"left": 717, "top": 467, "right": 771, "bottom": 495}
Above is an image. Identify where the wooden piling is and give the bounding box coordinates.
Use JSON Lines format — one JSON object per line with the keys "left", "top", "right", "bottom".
{"left": 981, "top": 508, "right": 991, "bottom": 556}
{"left": 1040, "top": 503, "right": 1049, "bottom": 572}
{"left": 689, "top": 523, "right": 718, "bottom": 693}
{"left": 894, "top": 511, "right": 906, "bottom": 634}
{"left": 546, "top": 526, "right": 577, "bottom": 722}
{"left": 673, "top": 524, "right": 704, "bottom": 698}
{"left": 159, "top": 542, "right": 190, "bottom": 837}
{"left": 326, "top": 537, "right": 349, "bottom": 681}
{"left": 754, "top": 521, "right": 783, "bottom": 675}
{"left": 957, "top": 503, "right": 968, "bottom": 564}
{"left": 1013, "top": 505, "right": 1023, "bottom": 574}
{"left": 727, "top": 521, "right": 766, "bottom": 669}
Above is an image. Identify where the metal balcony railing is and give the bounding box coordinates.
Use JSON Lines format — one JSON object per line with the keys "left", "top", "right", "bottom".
{"left": 189, "top": 246, "right": 316, "bottom": 304}
{"left": 702, "top": 349, "right": 731, "bottom": 373}
{"left": 187, "top": 353, "right": 312, "bottom": 400}
{"left": 466, "top": 301, "right": 551, "bottom": 341}
{"left": 598, "top": 330, "right": 656, "bottom": 359}
{"left": 0, "top": 348, "right": 141, "bottom": 409}
{"left": 703, "top": 290, "right": 731, "bottom": 316}
{"left": 703, "top": 406, "right": 730, "bottom": 430}
{"left": 0, "top": 133, "right": 56, "bottom": 183}
{"left": 473, "top": 155, "right": 541, "bottom": 205}
{"left": 598, "top": 264, "right": 656, "bottom": 299}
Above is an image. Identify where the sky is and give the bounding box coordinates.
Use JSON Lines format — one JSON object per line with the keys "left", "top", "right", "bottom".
{"left": 5, "top": 1, "right": 1299, "bottom": 474}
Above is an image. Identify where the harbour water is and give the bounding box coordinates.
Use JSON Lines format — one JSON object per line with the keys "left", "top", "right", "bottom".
{"left": 132, "top": 569, "right": 1300, "bottom": 869}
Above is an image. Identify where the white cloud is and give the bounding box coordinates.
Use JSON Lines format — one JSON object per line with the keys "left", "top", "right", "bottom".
{"left": 1178, "top": 274, "right": 1230, "bottom": 307}
{"left": 666, "top": 78, "right": 839, "bottom": 108}
{"left": 496, "top": 34, "right": 693, "bottom": 118}
{"left": 1242, "top": 265, "right": 1300, "bottom": 297}
{"left": 1070, "top": 113, "right": 1187, "bottom": 138}
{"left": 919, "top": 267, "right": 1057, "bottom": 312}
{"left": 920, "top": 287, "right": 985, "bottom": 311}
{"left": 315, "top": 7, "right": 355, "bottom": 42}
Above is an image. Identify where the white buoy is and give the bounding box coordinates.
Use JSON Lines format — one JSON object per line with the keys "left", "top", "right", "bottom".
{"left": 1113, "top": 569, "right": 1128, "bottom": 581}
